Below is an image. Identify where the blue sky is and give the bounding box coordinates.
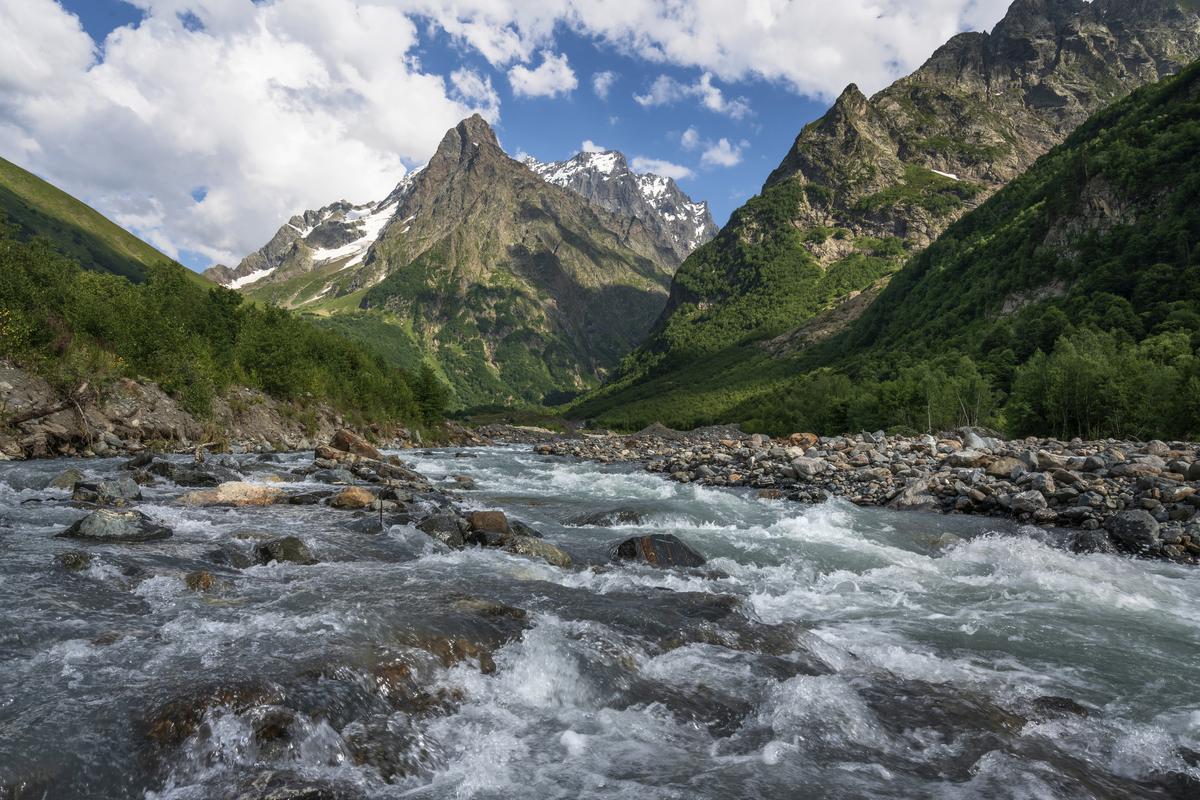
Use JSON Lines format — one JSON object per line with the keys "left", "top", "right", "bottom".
{"left": 6, "top": 0, "right": 1013, "bottom": 270}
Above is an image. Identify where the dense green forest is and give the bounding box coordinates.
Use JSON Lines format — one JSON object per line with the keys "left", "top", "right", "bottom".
{"left": 0, "top": 218, "right": 447, "bottom": 428}
{"left": 576, "top": 61, "right": 1200, "bottom": 441}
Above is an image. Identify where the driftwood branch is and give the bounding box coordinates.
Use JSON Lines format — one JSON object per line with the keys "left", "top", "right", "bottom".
{"left": 6, "top": 382, "right": 93, "bottom": 427}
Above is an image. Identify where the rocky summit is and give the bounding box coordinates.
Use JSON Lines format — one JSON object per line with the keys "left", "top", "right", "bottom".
{"left": 208, "top": 115, "right": 703, "bottom": 408}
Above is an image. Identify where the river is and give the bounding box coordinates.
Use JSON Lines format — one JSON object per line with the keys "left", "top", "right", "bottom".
{"left": 1, "top": 446, "right": 1198, "bottom": 798}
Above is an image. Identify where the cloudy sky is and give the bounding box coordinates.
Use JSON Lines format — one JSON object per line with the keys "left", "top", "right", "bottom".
{"left": 0, "top": 0, "right": 1014, "bottom": 270}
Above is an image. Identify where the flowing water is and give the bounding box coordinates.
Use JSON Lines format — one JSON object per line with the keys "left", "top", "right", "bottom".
{"left": 1, "top": 446, "right": 1198, "bottom": 799}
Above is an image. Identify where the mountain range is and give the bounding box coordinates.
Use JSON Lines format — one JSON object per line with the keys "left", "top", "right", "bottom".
{"left": 575, "top": 0, "right": 1200, "bottom": 429}
{"left": 205, "top": 118, "right": 716, "bottom": 408}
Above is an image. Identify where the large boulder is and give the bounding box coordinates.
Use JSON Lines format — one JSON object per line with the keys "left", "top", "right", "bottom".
{"left": 610, "top": 534, "right": 706, "bottom": 568}
{"left": 468, "top": 511, "right": 509, "bottom": 535}
{"left": 566, "top": 508, "right": 645, "bottom": 526}
{"left": 255, "top": 537, "right": 318, "bottom": 565}
{"left": 72, "top": 477, "right": 142, "bottom": 506}
{"left": 505, "top": 536, "right": 572, "bottom": 568}
{"left": 889, "top": 478, "right": 939, "bottom": 511}
{"left": 985, "top": 457, "right": 1025, "bottom": 480}
{"left": 790, "top": 457, "right": 827, "bottom": 479}
{"left": 180, "top": 482, "right": 283, "bottom": 507}
{"left": 329, "top": 487, "right": 376, "bottom": 510}
{"left": 330, "top": 429, "right": 383, "bottom": 461}
{"left": 57, "top": 509, "right": 172, "bottom": 543}
{"left": 1104, "top": 510, "right": 1161, "bottom": 554}
{"left": 417, "top": 514, "right": 466, "bottom": 549}
{"left": 1011, "top": 490, "right": 1048, "bottom": 515}
{"left": 148, "top": 459, "right": 241, "bottom": 487}
{"left": 945, "top": 450, "right": 988, "bottom": 468}
{"left": 48, "top": 468, "right": 85, "bottom": 490}
{"left": 1189, "top": 462, "right": 1200, "bottom": 482}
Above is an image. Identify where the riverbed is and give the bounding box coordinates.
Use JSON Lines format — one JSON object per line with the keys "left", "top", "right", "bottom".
{"left": 1, "top": 446, "right": 1198, "bottom": 798}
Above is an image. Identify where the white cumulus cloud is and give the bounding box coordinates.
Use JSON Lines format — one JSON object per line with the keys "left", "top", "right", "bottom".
{"left": 680, "top": 126, "right": 701, "bottom": 150}
{"left": 631, "top": 156, "right": 693, "bottom": 181}
{"left": 592, "top": 70, "right": 617, "bottom": 99}
{"left": 581, "top": 139, "right": 606, "bottom": 153}
{"left": 0, "top": 0, "right": 499, "bottom": 266}
{"left": 508, "top": 50, "right": 578, "bottom": 98}
{"left": 634, "top": 72, "right": 751, "bottom": 118}
{"left": 700, "top": 137, "right": 745, "bottom": 168}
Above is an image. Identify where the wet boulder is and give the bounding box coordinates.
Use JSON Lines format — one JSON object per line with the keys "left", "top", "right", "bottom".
{"left": 57, "top": 509, "right": 172, "bottom": 543}
{"left": 610, "top": 534, "right": 706, "bottom": 568}
{"left": 224, "top": 769, "right": 358, "bottom": 800}
{"left": 468, "top": 510, "right": 509, "bottom": 535}
{"left": 504, "top": 536, "right": 572, "bottom": 568}
{"left": 1104, "top": 510, "right": 1161, "bottom": 554}
{"left": 180, "top": 482, "right": 283, "bottom": 508}
{"left": 343, "top": 715, "right": 444, "bottom": 783}
{"left": 309, "top": 468, "right": 357, "bottom": 485}
{"left": 330, "top": 428, "right": 383, "bottom": 461}
{"left": 255, "top": 537, "right": 318, "bottom": 566}
{"left": 286, "top": 489, "right": 336, "bottom": 506}
{"left": 47, "top": 467, "right": 84, "bottom": 490}
{"left": 1030, "top": 695, "right": 1090, "bottom": 719}
{"left": 71, "top": 477, "right": 142, "bottom": 506}
{"left": 567, "top": 508, "right": 645, "bottom": 527}
{"left": 1070, "top": 529, "right": 1119, "bottom": 555}
{"left": 416, "top": 514, "right": 466, "bottom": 549}
{"left": 185, "top": 570, "right": 217, "bottom": 592}
{"left": 147, "top": 459, "right": 241, "bottom": 487}
{"left": 329, "top": 487, "right": 375, "bottom": 510}
{"left": 143, "top": 680, "right": 285, "bottom": 751}
{"left": 55, "top": 550, "right": 94, "bottom": 572}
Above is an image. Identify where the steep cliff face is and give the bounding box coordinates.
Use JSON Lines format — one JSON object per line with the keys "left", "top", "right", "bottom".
{"left": 523, "top": 150, "right": 717, "bottom": 263}
{"left": 645, "top": 0, "right": 1200, "bottom": 363}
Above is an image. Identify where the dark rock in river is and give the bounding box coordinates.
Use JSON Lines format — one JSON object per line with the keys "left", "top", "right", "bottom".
{"left": 468, "top": 510, "right": 509, "bottom": 535}
{"left": 1031, "top": 695, "right": 1090, "bottom": 719}
{"left": 255, "top": 536, "right": 318, "bottom": 565}
{"left": 343, "top": 715, "right": 444, "bottom": 783}
{"left": 505, "top": 536, "right": 572, "bottom": 568}
{"left": 224, "top": 769, "right": 359, "bottom": 800}
{"left": 610, "top": 534, "right": 706, "bottom": 568}
{"left": 567, "top": 508, "right": 646, "bottom": 526}
{"left": 143, "top": 680, "right": 285, "bottom": 750}
{"left": 1104, "top": 510, "right": 1161, "bottom": 554}
{"left": 72, "top": 477, "right": 142, "bottom": 506}
{"left": 1070, "top": 529, "right": 1120, "bottom": 555}
{"left": 56, "top": 550, "right": 94, "bottom": 571}
{"left": 47, "top": 468, "right": 84, "bottom": 490}
{"left": 286, "top": 489, "right": 336, "bottom": 506}
{"left": 417, "top": 513, "right": 466, "bottom": 549}
{"left": 147, "top": 459, "right": 241, "bottom": 487}
{"left": 57, "top": 509, "right": 172, "bottom": 543}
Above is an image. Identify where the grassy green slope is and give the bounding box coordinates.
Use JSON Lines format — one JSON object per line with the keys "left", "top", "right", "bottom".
{"left": 0, "top": 155, "right": 209, "bottom": 287}
{"left": 578, "top": 60, "right": 1200, "bottom": 440}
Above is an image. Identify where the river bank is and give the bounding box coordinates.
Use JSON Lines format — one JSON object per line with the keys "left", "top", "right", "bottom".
{"left": 496, "top": 424, "right": 1200, "bottom": 565}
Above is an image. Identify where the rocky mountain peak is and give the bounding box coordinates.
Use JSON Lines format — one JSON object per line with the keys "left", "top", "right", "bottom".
{"left": 431, "top": 114, "right": 502, "bottom": 167}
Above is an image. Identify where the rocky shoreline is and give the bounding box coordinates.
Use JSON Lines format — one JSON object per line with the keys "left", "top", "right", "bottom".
{"left": 503, "top": 424, "right": 1200, "bottom": 565}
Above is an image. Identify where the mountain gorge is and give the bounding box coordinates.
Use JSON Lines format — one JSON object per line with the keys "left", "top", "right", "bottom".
{"left": 209, "top": 117, "right": 715, "bottom": 408}
{"left": 577, "top": 0, "right": 1200, "bottom": 427}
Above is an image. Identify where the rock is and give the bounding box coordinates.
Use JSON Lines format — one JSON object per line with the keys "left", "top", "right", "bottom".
{"left": 1145, "top": 440, "right": 1171, "bottom": 457}
{"left": 1104, "top": 510, "right": 1161, "bottom": 554}
{"left": 450, "top": 474, "right": 476, "bottom": 489}
{"left": 286, "top": 490, "right": 336, "bottom": 505}
{"left": 329, "top": 487, "right": 375, "bottom": 510}
{"left": 504, "top": 536, "right": 572, "bottom": 568}
{"left": 255, "top": 537, "right": 318, "bottom": 566}
{"left": 416, "top": 514, "right": 466, "bottom": 549}
{"left": 566, "top": 508, "right": 645, "bottom": 526}
{"left": 330, "top": 428, "right": 383, "bottom": 461}
{"left": 48, "top": 468, "right": 85, "bottom": 490}
{"left": 788, "top": 432, "right": 819, "bottom": 449}
{"left": 56, "top": 550, "right": 94, "bottom": 571}
{"left": 945, "top": 450, "right": 988, "bottom": 468}
{"left": 57, "top": 509, "right": 172, "bottom": 543}
{"left": 343, "top": 716, "right": 440, "bottom": 783}
{"left": 1011, "top": 490, "right": 1048, "bottom": 515}
{"left": 610, "top": 534, "right": 706, "bottom": 568}
{"left": 148, "top": 460, "right": 241, "bottom": 487}
{"left": 143, "top": 680, "right": 285, "bottom": 750}
{"left": 1031, "top": 696, "right": 1089, "bottom": 719}
{"left": 180, "top": 482, "right": 283, "bottom": 507}
{"left": 468, "top": 511, "right": 509, "bottom": 535}
{"left": 71, "top": 478, "right": 142, "bottom": 506}
{"left": 185, "top": 570, "right": 216, "bottom": 592}
{"left": 985, "top": 457, "right": 1024, "bottom": 479}
{"left": 889, "top": 478, "right": 939, "bottom": 511}
{"left": 1189, "top": 462, "right": 1200, "bottom": 482}
{"left": 310, "top": 468, "right": 357, "bottom": 485}
{"left": 790, "top": 457, "right": 826, "bottom": 479}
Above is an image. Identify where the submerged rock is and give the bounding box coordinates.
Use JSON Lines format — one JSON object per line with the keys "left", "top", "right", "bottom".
{"left": 185, "top": 570, "right": 216, "bottom": 592}
{"left": 610, "top": 534, "right": 706, "bottom": 568}
{"left": 143, "top": 680, "right": 285, "bottom": 750}
{"left": 57, "top": 509, "right": 172, "bottom": 543}
{"left": 567, "top": 508, "right": 646, "bottom": 526}
{"left": 55, "top": 550, "right": 94, "bottom": 572}
{"left": 255, "top": 537, "right": 318, "bottom": 566}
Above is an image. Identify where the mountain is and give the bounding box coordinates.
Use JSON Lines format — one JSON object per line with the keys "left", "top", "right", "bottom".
{"left": 522, "top": 150, "right": 717, "bottom": 262}
{"left": 0, "top": 165, "right": 440, "bottom": 434}
{"left": 576, "top": 0, "right": 1200, "bottom": 428}
{"left": 0, "top": 155, "right": 209, "bottom": 287}
{"left": 728, "top": 58, "right": 1200, "bottom": 439}
{"left": 211, "top": 116, "right": 700, "bottom": 408}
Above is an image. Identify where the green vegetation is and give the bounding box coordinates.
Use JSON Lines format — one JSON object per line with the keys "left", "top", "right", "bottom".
{"left": 0, "top": 156, "right": 207, "bottom": 287}
{"left": 0, "top": 217, "right": 447, "bottom": 427}
{"left": 853, "top": 164, "right": 981, "bottom": 216}
{"left": 578, "top": 61, "right": 1200, "bottom": 440}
